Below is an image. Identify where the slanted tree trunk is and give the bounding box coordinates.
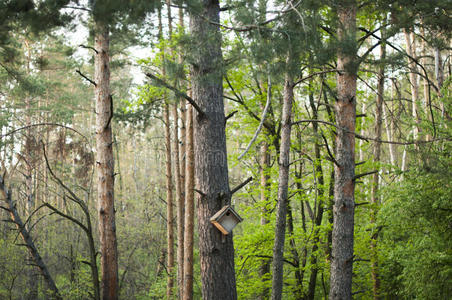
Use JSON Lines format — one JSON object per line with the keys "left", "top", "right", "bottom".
{"left": 271, "top": 64, "right": 295, "bottom": 300}
{"left": 370, "top": 34, "right": 386, "bottom": 300}
{"left": 189, "top": 1, "right": 237, "bottom": 298}
{"left": 0, "top": 177, "right": 62, "bottom": 300}
{"left": 183, "top": 103, "right": 194, "bottom": 300}
{"left": 94, "top": 20, "right": 119, "bottom": 300}
{"left": 329, "top": 1, "right": 357, "bottom": 299}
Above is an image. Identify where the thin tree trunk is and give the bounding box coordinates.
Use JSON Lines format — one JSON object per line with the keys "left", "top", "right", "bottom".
{"left": 383, "top": 82, "right": 395, "bottom": 166}
{"left": 323, "top": 87, "right": 336, "bottom": 263}
{"left": 24, "top": 38, "right": 38, "bottom": 300}
{"left": 271, "top": 70, "right": 295, "bottom": 300}
{"left": 177, "top": 20, "right": 187, "bottom": 298}
{"left": 190, "top": 1, "right": 237, "bottom": 298}
{"left": 307, "top": 89, "right": 326, "bottom": 300}
{"left": 165, "top": 103, "right": 175, "bottom": 299}
{"left": 404, "top": 28, "right": 420, "bottom": 141}
{"left": 287, "top": 201, "right": 303, "bottom": 299}
{"left": 420, "top": 27, "right": 432, "bottom": 141}
{"left": 160, "top": 6, "right": 175, "bottom": 298}
{"left": 329, "top": 1, "right": 357, "bottom": 299}
{"left": 258, "top": 139, "right": 271, "bottom": 300}
{"left": 182, "top": 103, "right": 194, "bottom": 300}
{"left": 94, "top": 21, "right": 119, "bottom": 300}
{"left": 434, "top": 46, "right": 445, "bottom": 120}
{"left": 370, "top": 34, "right": 386, "bottom": 300}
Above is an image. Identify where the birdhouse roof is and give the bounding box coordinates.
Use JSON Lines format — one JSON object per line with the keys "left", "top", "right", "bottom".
{"left": 210, "top": 205, "right": 243, "bottom": 222}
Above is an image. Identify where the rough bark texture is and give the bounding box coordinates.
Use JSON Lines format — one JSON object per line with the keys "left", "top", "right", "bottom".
{"left": 271, "top": 74, "right": 294, "bottom": 300}
{"left": 0, "top": 177, "right": 62, "bottom": 300}
{"left": 183, "top": 104, "right": 194, "bottom": 300}
{"left": 164, "top": 104, "right": 175, "bottom": 299}
{"left": 329, "top": 2, "right": 357, "bottom": 299}
{"left": 190, "top": 1, "right": 237, "bottom": 298}
{"left": 370, "top": 38, "right": 386, "bottom": 300}
{"left": 94, "top": 22, "right": 119, "bottom": 300}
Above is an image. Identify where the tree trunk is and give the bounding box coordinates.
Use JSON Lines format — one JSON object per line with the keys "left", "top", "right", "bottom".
{"left": 271, "top": 71, "right": 294, "bottom": 300}
{"left": 160, "top": 5, "right": 176, "bottom": 297}
{"left": 189, "top": 1, "right": 237, "bottom": 298}
{"left": 370, "top": 34, "right": 386, "bottom": 300}
{"left": 287, "top": 201, "right": 303, "bottom": 299}
{"left": 164, "top": 104, "right": 175, "bottom": 299}
{"left": 94, "top": 21, "right": 119, "bottom": 300}
{"left": 307, "top": 89, "right": 326, "bottom": 300}
{"left": 403, "top": 28, "right": 420, "bottom": 141}
{"left": 183, "top": 103, "right": 194, "bottom": 300}
{"left": 258, "top": 139, "right": 271, "bottom": 300}
{"left": 329, "top": 1, "right": 357, "bottom": 299}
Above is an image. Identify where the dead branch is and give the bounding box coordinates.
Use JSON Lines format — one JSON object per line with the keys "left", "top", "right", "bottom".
{"left": 76, "top": 69, "right": 97, "bottom": 87}
{"left": 231, "top": 177, "right": 253, "bottom": 195}
{"left": 146, "top": 73, "right": 205, "bottom": 117}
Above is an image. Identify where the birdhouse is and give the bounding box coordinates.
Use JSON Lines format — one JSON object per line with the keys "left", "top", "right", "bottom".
{"left": 210, "top": 205, "right": 243, "bottom": 235}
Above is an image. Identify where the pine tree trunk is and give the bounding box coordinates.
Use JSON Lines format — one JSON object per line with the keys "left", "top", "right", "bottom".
{"left": 94, "top": 21, "right": 119, "bottom": 300}
{"left": 164, "top": 104, "right": 175, "bottom": 299}
{"left": 370, "top": 36, "right": 386, "bottom": 300}
{"left": 177, "top": 10, "right": 187, "bottom": 297}
{"left": 189, "top": 1, "right": 237, "bottom": 298}
{"left": 271, "top": 72, "right": 294, "bottom": 300}
{"left": 183, "top": 104, "right": 194, "bottom": 300}
{"left": 329, "top": 1, "right": 357, "bottom": 299}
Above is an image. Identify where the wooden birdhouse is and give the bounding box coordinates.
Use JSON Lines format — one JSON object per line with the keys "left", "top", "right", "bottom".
{"left": 210, "top": 205, "right": 243, "bottom": 235}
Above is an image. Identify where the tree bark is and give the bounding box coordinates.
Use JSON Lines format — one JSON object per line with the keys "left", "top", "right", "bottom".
{"left": 164, "top": 103, "right": 175, "bottom": 299}
{"left": 178, "top": 10, "right": 187, "bottom": 297}
{"left": 329, "top": 1, "right": 357, "bottom": 299}
{"left": 160, "top": 5, "right": 176, "bottom": 297}
{"left": 271, "top": 71, "right": 294, "bottom": 300}
{"left": 189, "top": 1, "right": 237, "bottom": 298}
{"left": 94, "top": 21, "right": 119, "bottom": 300}
{"left": 182, "top": 103, "right": 194, "bottom": 300}
{"left": 370, "top": 34, "right": 386, "bottom": 300}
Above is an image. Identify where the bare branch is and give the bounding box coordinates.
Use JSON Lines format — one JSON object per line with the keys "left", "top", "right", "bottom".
{"left": 231, "top": 177, "right": 253, "bottom": 195}
{"left": 76, "top": 69, "right": 97, "bottom": 87}
{"left": 238, "top": 75, "right": 272, "bottom": 160}
{"left": 79, "top": 44, "right": 98, "bottom": 54}
{"left": 354, "top": 170, "right": 378, "bottom": 181}
{"left": 146, "top": 73, "right": 205, "bottom": 117}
